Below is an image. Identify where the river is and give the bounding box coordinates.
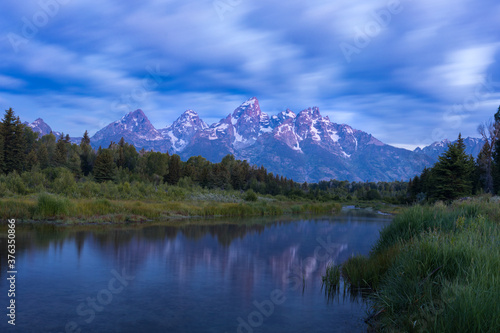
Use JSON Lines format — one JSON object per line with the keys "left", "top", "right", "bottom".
{"left": 0, "top": 213, "right": 391, "bottom": 332}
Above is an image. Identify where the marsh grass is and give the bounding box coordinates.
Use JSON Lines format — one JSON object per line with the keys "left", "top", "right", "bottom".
{"left": 0, "top": 194, "right": 341, "bottom": 223}
{"left": 0, "top": 198, "right": 32, "bottom": 219}
{"left": 322, "top": 263, "right": 341, "bottom": 295}
{"left": 341, "top": 244, "right": 400, "bottom": 293}
{"left": 340, "top": 199, "right": 500, "bottom": 332}
{"left": 35, "top": 193, "right": 73, "bottom": 218}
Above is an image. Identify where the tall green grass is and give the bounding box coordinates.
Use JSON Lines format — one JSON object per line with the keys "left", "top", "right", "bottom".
{"left": 322, "top": 263, "right": 341, "bottom": 296}
{"left": 0, "top": 199, "right": 32, "bottom": 219}
{"left": 340, "top": 199, "right": 500, "bottom": 332}
{"left": 341, "top": 244, "right": 400, "bottom": 292}
{"left": 0, "top": 194, "right": 341, "bottom": 223}
{"left": 35, "top": 193, "right": 73, "bottom": 218}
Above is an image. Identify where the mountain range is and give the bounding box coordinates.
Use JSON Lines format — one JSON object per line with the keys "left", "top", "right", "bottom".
{"left": 25, "top": 97, "right": 486, "bottom": 182}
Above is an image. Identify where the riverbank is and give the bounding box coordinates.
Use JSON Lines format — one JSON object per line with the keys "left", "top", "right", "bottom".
{"left": 0, "top": 192, "right": 343, "bottom": 224}
{"left": 329, "top": 196, "right": 500, "bottom": 332}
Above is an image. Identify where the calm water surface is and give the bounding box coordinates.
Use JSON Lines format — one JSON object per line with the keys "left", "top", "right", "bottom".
{"left": 0, "top": 214, "right": 391, "bottom": 333}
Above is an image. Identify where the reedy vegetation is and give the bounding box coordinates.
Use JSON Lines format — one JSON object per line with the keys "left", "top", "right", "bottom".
{"left": 324, "top": 198, "right": 500, "bottom": 332}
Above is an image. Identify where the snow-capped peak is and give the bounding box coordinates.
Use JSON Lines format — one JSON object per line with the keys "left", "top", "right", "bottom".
{"left": 232, "top": 97, "right": 262, "bottom": 119}
{"left": 240, "top": 96, "right": 258, "bottom": 107}
{"left": 282, "top": 109, "right": 296, "bottom": 119}
{"left": 181, "top": 109, "right": 200, "bottom": 119}
{"left": 25, "top": 118, "right": 54, "bottom": 136}
{"left": 172, "top": 109, "right": 208, "bottom": 129}
{"left": 158, "top": 109, "right": 209, "bottom": 152}
{"left": 118, "top": 109, "right": 148, "bottom": 126}
{"left": 30, "top": 118, "right": 45, "bottom": 126}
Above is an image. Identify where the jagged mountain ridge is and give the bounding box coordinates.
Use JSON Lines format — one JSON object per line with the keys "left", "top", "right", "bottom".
{"left": 25, "top": 98, "right": 486, "bottom": 182}
{"left": 24, "top": 118, "right": 61, "bottom": 138}
{"left": 414, "top": 137, "right": 485, "bottom": 161}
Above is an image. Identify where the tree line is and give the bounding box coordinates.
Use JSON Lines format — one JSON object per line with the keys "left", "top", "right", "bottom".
{"left": 1, "top": 107, "right": 408, "bottom": 202}
{"left": 408, "top": 106, "right": 500, "bottom": 202}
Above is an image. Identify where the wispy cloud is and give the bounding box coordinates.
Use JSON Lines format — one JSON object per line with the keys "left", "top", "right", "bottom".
{"left": 0, "top": 0, "right": 498, "bottom": 146}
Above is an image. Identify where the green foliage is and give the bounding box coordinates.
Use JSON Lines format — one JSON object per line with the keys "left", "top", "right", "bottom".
{"left": 52, "top": 168, "right": 77, "bottom": 196}
{"left": 37, "top": 143, "right": 50, "bottom": 169}
{"left": 365, "top": 189, "right": 382, "bottom": 200}
{"left": 177, "top": 176, "right": 194, "bottom": 189}
{"left": 138, "top": 151, "right": 168, "bottom": 181}
{"left": 80, "top": 130, "right": 95, "bottom": 176}
{"left": 409, "top": 134, "right": 476, "bottom": 203}
{"left": 21, "top": 167, "right": 47, "bottom": 192}
{"left": 477, "top": 140, "right": 494, "bottom": 193}
{"left": 4, "top": 171, "right": 27, "bottom": 195}
{"left": 244, "top": 189, "right": 258, "bottom": 201}
{"left": 0, "top": 132, "right": 5, "bottom": 173}
{"left": 166, "top": 154, "right": 181, "bottom": 185}
{"left": 431, "top": 134, "right": 475, "bottom": 201}
{"left": 494, "top": 106, "right": 500, "bottom": 194}
{"left": 54, "top": 134, "right": 68, "bottom": 167}
{"left": 93, "top": 148, "right": 115, "bottom": 182}
{"left": 0, "top": 108, "right": 26, "bottom": 173}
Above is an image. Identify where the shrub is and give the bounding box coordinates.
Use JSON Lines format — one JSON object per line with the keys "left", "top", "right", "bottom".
{"left": 5, "top": 171, "right": 27, "bottom": 195}
{"left": 21, "top": 169, "right": 47, "bottom": 192}
{"left": 52, "top": 169, "right": 77, "bottom": 196}
{"left": 244, "top": 189, "right": 258, "bottom": 202}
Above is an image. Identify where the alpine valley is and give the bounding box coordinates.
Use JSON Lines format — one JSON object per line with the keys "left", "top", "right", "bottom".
{"left": 26, "top": 97, "right": 485, "bottom": 183}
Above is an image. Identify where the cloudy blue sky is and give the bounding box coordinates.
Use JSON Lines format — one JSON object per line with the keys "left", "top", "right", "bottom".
{"left": 1, "top": 0, "right": 499, "bottom": 149}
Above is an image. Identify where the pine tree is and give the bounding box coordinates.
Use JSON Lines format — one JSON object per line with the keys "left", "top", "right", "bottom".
{"left": 26, "top": 149, "right": 39, "bottom": 170}
{"left": 431, "top": 134, "right": 475, "bottom": 201}
{"left": 138, "top": 151, "right": 168, "bottom": 181}
{"left": 476, "top": 114, "right": 500, "bottom": 194}
{"left": 93, "top": 149, "right": 115, "bottom": 182}
{"left": 212, "top": 163, "right": 230, "bottom": 189}
{"left": 493, "top": 106, "right": 500, "bottom": 193}
{"left": 80, "top": 130, "right": 94, "bottom": 176}
{"left": 0, "top": 132, "right": 4, "bottom": 173}
{"left": 40, "top": 133, "right": 57, "bottom": 166}
{"left": 0, "top": 108, "right": 26, "bottom": 173}
{"left": 54, "top": 133, "right": 68, "bottom": 167}
{"left": 37, "top": 143, "right": 50, "bottom": 169}
{"left": 81, "top": 130, "right": 90, "bottom": 145}
{"left": 23, "top": 126, "right": 39, "bottom": 156}
{"left": 166, "top": 154, "right": 181, "bottom": 185}
{"left": 117, "top": 137, "right": 126, "bottom": 168}
{"left": 67, "top": 146, "right": 82, "bottom": 176}
{"left": 476, "top": 140, "right": 493, "bottom": 193}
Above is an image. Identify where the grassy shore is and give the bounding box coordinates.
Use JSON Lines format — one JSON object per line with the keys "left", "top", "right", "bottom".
{"left": 325, "top": 196, "right": 500, "bottom": 332}
{"left": 0, "top": 191, "right": 342, "bottom": 224}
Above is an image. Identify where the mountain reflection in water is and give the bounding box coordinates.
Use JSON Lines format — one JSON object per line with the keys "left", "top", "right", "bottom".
{"left": 0, "top": 215, "right": 391, "bottom": 333}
